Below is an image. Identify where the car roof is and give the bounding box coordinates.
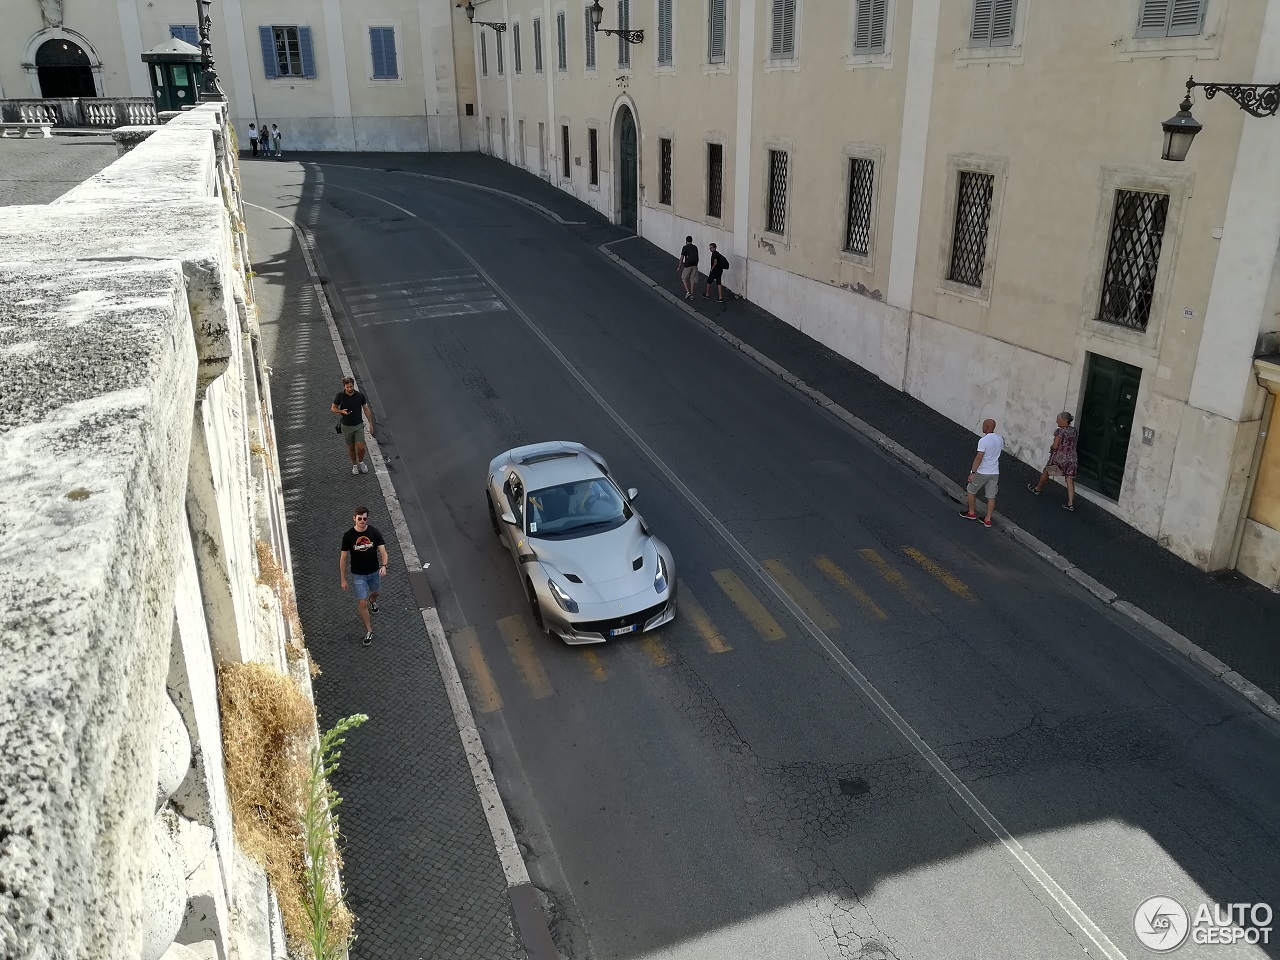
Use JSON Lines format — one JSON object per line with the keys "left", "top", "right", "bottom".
{"left": 497, "top": 441, "right": 607, "bottom": 490}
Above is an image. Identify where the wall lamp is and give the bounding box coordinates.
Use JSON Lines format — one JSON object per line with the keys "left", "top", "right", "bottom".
{"left": 464, "top": 1, "right": 507, "bottom": 33}
{"left": 1161, "top": 75, "right": 1280, "bottom": 161}
{"left": 588, "top": 0, "right": 644, "bottom": 44}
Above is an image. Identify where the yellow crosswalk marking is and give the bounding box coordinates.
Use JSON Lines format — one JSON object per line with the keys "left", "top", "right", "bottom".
{"left": 902, "top": 547, "right": 977, "bottom": 602}
{"left": 813, "top": 555, "right": 888, "bottom": 621}
{"left": 640, "top": 635, "right": 670, "bottom": 666}
{"left": 677, "top": 581, "right": 731, "bottom": 653}
{"left": 581, "top": 648, "right": 608, "bottom": 681}
{"left": 456, "top": 626, "right": 502, "bottom": 713}
{"left": 496, "top": 615, "right": 553, "bottom": 699}
{"left": 712, "top": 569, "right": 786, "bottom": 640}
{"left": 763, "top": 559, "right": 838, "bottom": 629}
{"left": 858, "top": 548, "right": 936, "bottom": 612}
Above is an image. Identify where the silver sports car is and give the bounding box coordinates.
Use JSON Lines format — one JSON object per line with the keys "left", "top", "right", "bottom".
{"left": 486, "top": 441, "right": 677, "bottom": 644}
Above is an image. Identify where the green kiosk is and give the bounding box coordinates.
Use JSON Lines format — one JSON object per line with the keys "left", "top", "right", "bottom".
{"left": 142, "top": 37, "right": 204, "bottom": 113}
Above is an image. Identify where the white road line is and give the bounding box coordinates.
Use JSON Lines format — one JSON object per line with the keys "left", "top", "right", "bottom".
{"left": 313, "top": 182, "right": 1129, "bottom": 960}
{"left": 363, "top": 300, "right": 508, "bottom": 325}
{"left": 245, "top": 200, "right": 532, "bottom": 890}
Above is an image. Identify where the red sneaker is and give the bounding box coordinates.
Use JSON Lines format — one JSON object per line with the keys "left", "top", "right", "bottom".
{"left": 959, "top": 511, "right": 978, "bottom": 521}
{"left": 982, "top": 517, "right": 993, "bottom": 528}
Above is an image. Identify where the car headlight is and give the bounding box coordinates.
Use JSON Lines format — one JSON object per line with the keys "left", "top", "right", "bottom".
{"left": 654, "top": 554, "right": 669, "bottom": 594}
{"left": 548, "top": 579, "right": 579, "bottom": 613}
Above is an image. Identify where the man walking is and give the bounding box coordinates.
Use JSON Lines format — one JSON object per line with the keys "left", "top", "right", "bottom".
{"left": 340, "top": 507, "right": 388, "bottom": 646}
{"left": 702, "top": 243, "right": 730, "bottom": 305}
{"left": 331, "top": 376, "right": 374, "bottom": 475}
{"left": 961, "top": 418, "right": 1003, "bottom": 527}
{"left": 677, "top": 235, "right": 699, "bottom": 301}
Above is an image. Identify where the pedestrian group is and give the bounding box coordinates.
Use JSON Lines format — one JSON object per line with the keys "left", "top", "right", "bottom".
{"left": 246, "top": 122, "right": 284, "bottom": 158}
{"left": 676, "top": 236, "right": 732, "bottom": 307}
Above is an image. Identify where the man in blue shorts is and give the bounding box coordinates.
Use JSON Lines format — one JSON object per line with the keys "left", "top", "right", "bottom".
{"left": 340, "top": 506, "right": 388, "bottom": 645}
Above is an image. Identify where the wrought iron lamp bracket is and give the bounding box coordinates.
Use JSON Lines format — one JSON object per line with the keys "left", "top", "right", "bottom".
{"left": 1188, "top": 77, "right": 1280, "bottom": 118}
{"left": 474, "top": 20, "right": 507, "bottom": 33}
{"left": 597, "top": 27, "right": 645, "bottom": 44}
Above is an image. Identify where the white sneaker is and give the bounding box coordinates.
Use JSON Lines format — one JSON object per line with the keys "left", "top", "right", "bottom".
{"left": 351, "top": 465, "right": 360, "bottom": 475}
{"left": 359, "top": 462, "right": 369, "bottom": 474}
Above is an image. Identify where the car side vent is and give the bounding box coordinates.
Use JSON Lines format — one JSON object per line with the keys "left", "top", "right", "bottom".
{"left": 632, "top": 556, "right": 644, "bottom": 571}
{"left": 564, "top": 574, "right": 583, "bottom": 583}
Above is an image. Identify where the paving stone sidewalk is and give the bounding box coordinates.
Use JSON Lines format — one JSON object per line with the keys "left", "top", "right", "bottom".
{"left": 287, "top": 150, "right": 1280, "bottom": 706}
{"left": 247, "top": 203, "right": 523, "bottom": 960}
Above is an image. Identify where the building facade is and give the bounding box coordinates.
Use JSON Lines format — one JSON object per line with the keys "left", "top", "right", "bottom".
{"left": 1, "top": 0, "right": 480, "bottom": 150}
{"left": 472, "top": 0, "right": 1280, "bottom": 587}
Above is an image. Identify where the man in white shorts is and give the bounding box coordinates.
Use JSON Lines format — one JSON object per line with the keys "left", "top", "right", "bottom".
{"left": 961, "top": 418, "right": 1003, "bottom": 528}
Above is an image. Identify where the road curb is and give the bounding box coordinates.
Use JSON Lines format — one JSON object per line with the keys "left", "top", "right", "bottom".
{"left": 600, "top": 243, "right": 1280, "bottom": 728}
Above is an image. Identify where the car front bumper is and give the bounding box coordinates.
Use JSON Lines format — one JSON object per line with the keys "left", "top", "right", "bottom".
{"left": 543, "top": 582, "right": 678, "bottom": 645}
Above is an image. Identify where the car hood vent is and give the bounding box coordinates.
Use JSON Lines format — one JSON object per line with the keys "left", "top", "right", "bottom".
{"left": 632, "top": 556, "right": 644, "bottom": 571}
{"left": 564, "top": 574, "right": 583, "bottom": 583}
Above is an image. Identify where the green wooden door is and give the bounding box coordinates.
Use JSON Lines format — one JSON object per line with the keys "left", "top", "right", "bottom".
{"left": 1077, "top": 355, "right": 1141, "bottom": 500}
{"left": 619, "top": 109, "right": 638, "bottom": 231}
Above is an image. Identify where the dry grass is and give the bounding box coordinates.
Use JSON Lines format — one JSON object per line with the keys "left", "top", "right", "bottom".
{"left": 255, "top": 539, "right": 309, "bottom": 664}
{"left": 249, "top": 438, "right": 268, "bottom": 458}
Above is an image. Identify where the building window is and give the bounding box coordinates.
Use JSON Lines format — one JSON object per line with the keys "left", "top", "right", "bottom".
{"left": 259, "top": 26, "right": 315, "bottom": 78}
{"left": 486, "top": 115, "right": 493, "bottom": 153}
{"left": 369, "top": 26, "right": 399, "bottom": 79}
{"left": 588, "top": 127, "right": 599, "bottom": 185}
{"left": 534, "top": 18, "right": 544, "bottom": 72}
{"left": 584, "top": 7, "right": 597, "bottom": 69}
{"left": 708, "top": 0, "right": 727, "bottom": 62}
{"left": 1135, "top": 0, "right": 1206, "bottom": 37}
{"left": 561, "top": 124, "right": 571, "bottom": 179}
{"left": 658, "top": 0, "right": 673, "bottom": 64}
{"left": 557, "top": 11, "right": 568, "bottom": 71}
{"left": 496, "top": 30, "right": 505, "bottom": 74}
{"left": 947, "top": 171, "right": 994, "bottom": 287}
{"left": 707, "top": 142, "right": 724, "bottom": 218}
{"left": 514, "top": 22, "right": 523, "bottom": 72}
{"left": 618, "top": 0, "right": 632, "bottom": 68}
{"left": 480, "top": 32, "right": 489, "bottom": 75}
{"left": 659, "top": 138, "right": 673, "bottom": 205}
{"left": 968, "top": 0, "right": 1017, "bottom": 47}
{"left": 170, "top": 25, "right": 199, "bottom": 45}
{"left": 853, "top": 0, "right": 887, "bottom": 54}
{"left": 770, "top": 0, "right": 797, "bottom": 59}
{"left": 1096, "top": 190, "right": 1170, "bottom": 331}
{"left": 766, "top": 149, "right": 788, "bottom": 234}
{"left": 843, "top": 158, "right": 875, "bottom": 256}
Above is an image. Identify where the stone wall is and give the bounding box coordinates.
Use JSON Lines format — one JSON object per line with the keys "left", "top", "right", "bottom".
{"left": 0, "top": 103, "right": 298, "bottom": 960}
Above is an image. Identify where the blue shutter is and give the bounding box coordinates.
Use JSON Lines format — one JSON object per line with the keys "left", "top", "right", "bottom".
{"left": 259, "top": 26, "right": 279, "bottom": 78}
{"left": 298, "top": 25, "right": 316, "bottom": 78}
{"left": 370, "top": 27, "right": 397, "bottom": 78}
{"left": 383, "top": 28, "right": 398, "bottom": 77}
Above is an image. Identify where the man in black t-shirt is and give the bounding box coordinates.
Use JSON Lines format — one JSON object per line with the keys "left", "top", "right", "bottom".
{"left": 677, "top": 235, "right": 700, "bottom": 301}
{"left": 331, "top": 377, "right": 375, "bottom": 475}
{"left": 702, "top": 243, "right": 730, "bottom": 304}
{"left": 340, "top": 506, "right": 388, "bottom": 645}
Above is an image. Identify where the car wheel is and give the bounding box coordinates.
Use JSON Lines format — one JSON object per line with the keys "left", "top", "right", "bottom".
{"left": 525, "top": 579, "right": 548, "bottom": 635}
{"left": 487, "top": 493, "right": 500, "bottom": 536}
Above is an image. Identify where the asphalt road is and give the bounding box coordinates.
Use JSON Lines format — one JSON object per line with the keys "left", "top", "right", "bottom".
{"left": 244, "top": 159, "right": 1280, "bottom": 960}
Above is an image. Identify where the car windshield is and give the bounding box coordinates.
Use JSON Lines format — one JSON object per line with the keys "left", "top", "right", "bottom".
{"left": 526, "top": 478, "right": 631, "bottom": 538}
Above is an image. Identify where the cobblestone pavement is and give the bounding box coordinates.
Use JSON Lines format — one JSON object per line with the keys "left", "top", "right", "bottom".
{"left": 284, "top": 150, "right": 1280, "bottom": 705}
{"left": 246, "top": 202, "right": 523, "bottom": 960}
{"left": 0, "top": 135, "right": 118, "bottom": 206}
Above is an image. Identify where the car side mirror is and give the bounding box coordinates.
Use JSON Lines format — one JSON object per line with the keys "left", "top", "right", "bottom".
{"left": 501, "top": 510, "right": 518, "bottom": 525}
{"left": 627, "top": 487, "right": 639, "bottom": 500}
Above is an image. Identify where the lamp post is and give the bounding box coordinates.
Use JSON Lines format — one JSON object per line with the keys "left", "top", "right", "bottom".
{"left": 1161, "top": 75, "right": 1279, "bottom": 161}
{"left": 588, "top": 0, "right": 644, "bottom": 44}
{"left": 195, "top": 0, "right": 226, "bottom": 102}
{"left": 464, "top": 1, "right": 507, "bottom": 33}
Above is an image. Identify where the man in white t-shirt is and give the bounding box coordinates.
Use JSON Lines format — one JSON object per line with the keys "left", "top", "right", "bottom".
{"left": 961, "top": 418, "right": 1003, "bottom": 527}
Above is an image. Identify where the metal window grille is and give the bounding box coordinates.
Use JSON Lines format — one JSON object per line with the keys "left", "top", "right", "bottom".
{"left": 496, "top": 31, "right": 504, "bottom": 74}
{"left": 708, "top": 0, "right": 727, "bottom": 63}
{"left": 519, "top": 119, "right": 526, "bottom": 164}
{"left": 589, "top": 128, "right": 599, "bottom": 185}
{"left": 770, "top": 0, "right": 796, "bottom": 58}
{"left": 947, "top": 171, "right": 994, "bottom": 287}
{"left": 534, "top": 18, "right": 543, "bottom": 71}
{"left": 766, "top": 149, "right": 788, "bottom": 234}
{"left": 480, "top": 32, "right": 488, "bottom": 75}
{"left": 584, "top": 8, "right": 597, "bottom": 68}
{"left": 486, "top": 116, "right": 493, "bottom": 153}
{"left": 561, "top": 124, "right": 571, "bottom": 178}
{"left": 618, "top": 0, "right": 632, "bottom": 68}
{"left": 853, "top": 0, "right": 886, "bottom": 53}
{"left": 969, "top": 0, "right": 1017, "bottom": 47}
{"left": 844, "top": 158, "right": 874, "bottom": 256}
{"left": 1136, "top": 0, "right": 1206, "bottom": 37}
{"left": 659, "top": 138, "right": 673, "bottom": 205}
{"left": 513, "top": 22, "right": 522, "bottom": 72}
{"left": 707, "top": 143, "right": 724, "bottom": 218}
{"left": 658, "top": 0, "right": 673, "bottom": 64}
{"left": 1096, "top": 190, "right": 1169, "bottom": 331}
{"left": 557, "top": 12, "right": 567, "bottom": 70}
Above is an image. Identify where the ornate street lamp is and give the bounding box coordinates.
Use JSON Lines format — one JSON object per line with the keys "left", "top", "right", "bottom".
{"left": 464, "top": 1, "right": 507, "bottom": 33}
{"left": 589, "top": 0, "right": 644, "bottom": 44}
{"left": 195, "top": 0, "right": 226, "bottom": 102}
{"left": 1161, "top": 75, "right": 1279, "bottom": 161}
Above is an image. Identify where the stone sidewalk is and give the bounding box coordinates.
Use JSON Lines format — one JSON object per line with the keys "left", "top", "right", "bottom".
{"left": 246, "top": 202, "right": 524, "bottom": 960}
{"left": 284, "top": 150, "right": 1280, "bottom": 709}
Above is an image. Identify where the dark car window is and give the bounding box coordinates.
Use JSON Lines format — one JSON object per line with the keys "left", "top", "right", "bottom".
{"left": 504, "top": 475, "right": 524, "bottom": 525}
{"left": 526, "top": 478, "right": 632, "bottom": 538}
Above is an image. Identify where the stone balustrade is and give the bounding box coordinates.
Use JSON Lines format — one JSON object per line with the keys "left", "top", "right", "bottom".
{"left": 0, "top": 103, "right": 302, "bottom": 959}
{"left": 0, "top": 97, "right": 159, "bottom": 127}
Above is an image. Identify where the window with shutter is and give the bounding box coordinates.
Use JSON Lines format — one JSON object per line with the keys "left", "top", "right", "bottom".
{"left": 496, "top": 30, "right": 504, "bottom": 74}
{"left": 1135, "top": 0, "right": 1206, "bottom": 37}
{"left": 259, "top": 26, "right": 279, "bottom": 78}
{"left": 853, "top": 0, "right": 886, "bottom": 53}
{"left": 588, "top": 128, "right": 599, "bottom": 185}
{"left": 584, "top": 7, "right": 596, "bottom": 69}
{"left": 658, "top": 0, "right": 673, "bottom": 64}
{"left": 708, "top": 0, "right": 727, "bottom": 63}
{"left": 266, "top": 26, "right": 312, "bottom": 77}
{"left": 480, "top": 32, "right": 488, "bottom": 76}
{"left": 297, "top": 26, "right": 316, "bottom": 77}
{"left": 514, "top": 21, "right": 522, "bottom": 72}
{"left": 170, "top": 25, "right": 200, "bottom": 45}
{"left": 561, "top": 125, "right": 571, "bottom": 179}
{"left": 557, "top": 11, "right": 567, "bottom": 71}
{"left": 618, "top": 0, "right": 632, "bottom": 68}
{"left": 770, "top": 0, "right": 797, "bottom": 59}
{"left": 969, "top": 0, "right": 1016, "bottom": 47}
{"left": 534, "top": 18, "right": 543, "bottom": 72}
{"left": 370, "top": 27, "right": 398, "bottom": 79}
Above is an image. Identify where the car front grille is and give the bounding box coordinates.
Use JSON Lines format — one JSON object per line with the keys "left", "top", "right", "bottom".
{"left": 575, "top": 601, "right": 668, "bottom": 636}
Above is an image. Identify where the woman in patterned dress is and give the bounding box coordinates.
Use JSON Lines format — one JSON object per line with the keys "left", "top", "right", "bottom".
{"left": 1028, "top": 412, "right": 1078, "bottom": 511}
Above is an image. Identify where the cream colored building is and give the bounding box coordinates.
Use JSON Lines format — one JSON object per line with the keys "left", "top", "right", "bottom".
{"left": 472, "top": 0, "right": 1280, "bottom": 588}
{"left": 1, "top": 0, "right": 480, "bottom": 150}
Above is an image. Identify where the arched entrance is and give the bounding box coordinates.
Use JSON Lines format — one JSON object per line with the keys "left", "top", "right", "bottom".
{"left": 36, "top": 38, "right": 96, "bottom": 98}
{"left": 615, "top": 106, "right": 638, "bottom": 231}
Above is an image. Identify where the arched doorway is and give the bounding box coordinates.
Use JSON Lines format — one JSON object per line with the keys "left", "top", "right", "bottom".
{"left": 616, "top": 106, "right": 638, "bottom": 231}
{"left": 36, "top": 38, "right": 96, "bottom": 98}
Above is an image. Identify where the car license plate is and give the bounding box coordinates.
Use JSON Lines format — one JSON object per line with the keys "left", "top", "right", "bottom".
{"left": 609, "top": 624, "right": 638, "bottom": 636}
